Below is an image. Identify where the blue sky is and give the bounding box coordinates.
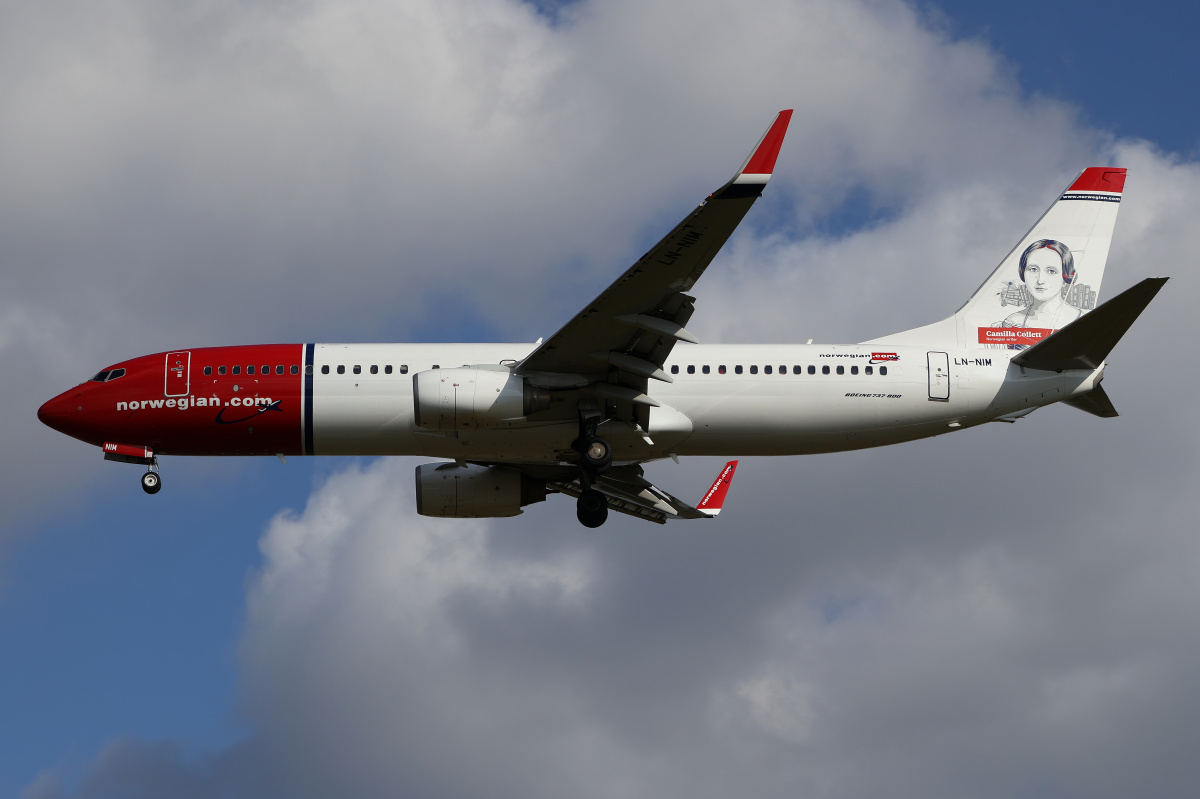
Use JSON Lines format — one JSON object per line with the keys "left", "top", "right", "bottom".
{"left": 937, "top": 1, "right": 1200, "bottom": 156}
{"left": 4, "top": 2, "right": 1200, "bottom": 798}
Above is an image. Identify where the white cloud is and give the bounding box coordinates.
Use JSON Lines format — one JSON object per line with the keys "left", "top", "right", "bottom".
{"left": 39, "top": 449, "right": 1200, "bottom": 799}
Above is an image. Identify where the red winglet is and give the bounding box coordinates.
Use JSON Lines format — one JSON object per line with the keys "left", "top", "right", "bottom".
{"left": 739, "top": 110, "right": 793, "bottom": 177}
{"left": 1067, "top": 167, "right": 1126, "bottom": 194}
{"left": 696, "top": 460, "right": 738, "bottom": 517}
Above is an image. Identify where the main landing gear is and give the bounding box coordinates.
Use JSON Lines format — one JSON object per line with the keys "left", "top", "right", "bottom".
{"left": 576, "top": 487, "right": 608, "bottom": 528}
{"left": 572, "top": 412, "right": 611, "bottom": 528}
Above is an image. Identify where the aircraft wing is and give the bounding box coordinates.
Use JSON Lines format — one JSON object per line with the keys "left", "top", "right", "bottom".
{"left": 547, "top": 460, "right": 739, "bottom": 524}
{"left": 517, "top": 111, "right": 792, "bottom": 390}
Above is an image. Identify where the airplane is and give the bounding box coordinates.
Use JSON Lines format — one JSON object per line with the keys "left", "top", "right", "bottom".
{"left": 38, "top": 110, "right": 1167, "bottom": 528}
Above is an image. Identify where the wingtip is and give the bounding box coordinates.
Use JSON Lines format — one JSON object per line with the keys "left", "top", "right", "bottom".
{"left": 696, "top": 460, "right": 739, "bottom": 516}
{"left": 736, "top": 110, "right": 793, "bottom": 180}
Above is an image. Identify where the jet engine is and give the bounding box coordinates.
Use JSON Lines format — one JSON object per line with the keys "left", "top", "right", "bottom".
{"left": 412, "top": 368, "right": 551, "bottom": 430}
{"left": 414, "top": 462, "right": 547, "bottom": 518}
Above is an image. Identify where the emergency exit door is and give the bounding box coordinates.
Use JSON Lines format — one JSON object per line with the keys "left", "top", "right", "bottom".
{"left": 165, "top": 351, "right": 191, "bottom": 397}
{"left": 927, "top": 351, "right": 949, "bottom": 401}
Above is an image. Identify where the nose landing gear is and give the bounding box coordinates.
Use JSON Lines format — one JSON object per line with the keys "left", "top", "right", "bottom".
{"left": 141, "top": 468, "right": 162, "bottom": 495}
{"left": 102, "top": 443, "right": 163, "bottom": 495}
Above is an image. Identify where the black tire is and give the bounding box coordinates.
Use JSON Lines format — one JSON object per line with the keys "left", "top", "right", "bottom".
{"left": 580, "top": 436, "right": 612, "bottom": 473}
{"left": 577, "top": 489, "right": 608, "bottom": 528}
{"left": 141, "top": 471, "right": 161, "bottom": 495}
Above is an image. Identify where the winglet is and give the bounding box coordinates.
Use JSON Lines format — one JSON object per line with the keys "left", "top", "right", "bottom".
{"left": 696, "top": 460, "right": 739, "bottom": 517}
{"left": 733, "top": 110, "right": 793, "bottom": 184}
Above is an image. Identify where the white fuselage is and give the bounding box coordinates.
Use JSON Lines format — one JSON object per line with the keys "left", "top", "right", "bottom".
{"left": 310, "top": 343, "right": 1097, "bottom": 463}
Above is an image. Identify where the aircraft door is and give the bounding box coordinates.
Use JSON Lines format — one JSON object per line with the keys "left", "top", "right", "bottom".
{"left": 927, "top": 351, "right": 949, "bottom": 401}
{"left": 165, "top": 351, "right": 191, "bottom": 397}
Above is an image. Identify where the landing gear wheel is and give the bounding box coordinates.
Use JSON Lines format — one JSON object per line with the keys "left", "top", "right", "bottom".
{"left": 577, "top": 489, "right": 609, "bottom": 528}
{"left": 141, "top": 471, "right": 161, "bottom": 495}
{"left": 581, "top": 436, "right": 612, "bottom": 474}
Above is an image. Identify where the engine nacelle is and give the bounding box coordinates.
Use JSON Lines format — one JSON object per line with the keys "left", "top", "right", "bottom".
{"left": 414, "top": 463, "right": 546, "bottom": 518}
{"left": 412, "top": 368, "right": 550, "bottom": 430}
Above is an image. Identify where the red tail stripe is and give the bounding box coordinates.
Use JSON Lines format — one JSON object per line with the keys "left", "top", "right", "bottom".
{"left": 1067, "top": 167, "right": 1126, "bottom": 194}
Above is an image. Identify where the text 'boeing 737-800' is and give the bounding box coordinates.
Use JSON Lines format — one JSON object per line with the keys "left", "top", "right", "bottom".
{"left": 38, "top": 110, "right": 1167, "bottom": 527}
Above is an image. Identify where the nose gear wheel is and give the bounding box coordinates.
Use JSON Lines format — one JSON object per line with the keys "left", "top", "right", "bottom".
{"left": 140, "top": 457, "right": 162, "bottom": 495}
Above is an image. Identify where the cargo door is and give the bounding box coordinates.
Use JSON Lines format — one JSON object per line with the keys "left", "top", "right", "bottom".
{"left": 165, "top": 351, "right": 191, "bottom": 397}
{"left": 927, "top": 351, "right": 950, "bottom": 401}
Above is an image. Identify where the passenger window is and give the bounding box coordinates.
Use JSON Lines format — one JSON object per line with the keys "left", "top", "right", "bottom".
{"left": 400, "top": 365, "right": 409, "bottom": 374}
{"left": 671, "top": 365, "right": 679, "bottom": 374}
{"left": 837, "top": 365, "right": 845, "bottom": 375}
{"left": 247, "top": 365, "right": 255, "bottom": 375}
{"left": 353, "top": 365, "right": 361, "bottom": 375}
{"left": 232, "top": 366, "right": 241, "bottom": 375}
{"left": 750, "top": 365, "right": 758, "bottom": 375}
{"left": 321, "top": 365, "right": 329, "bottom": 374}
{"left": 203, "top": 366, "right": 212, "bottom": 376}
{"left": 851, "top": 365, "right": 859, "bottom": 375}
{"left": 779, "top": 365, "right": 786, "bottom": 374}
{"left": 793, "top": 365, "right": 801, "bottom": 374}
{"left": 764, "top": 365, "right": 772, "bottom": 374}
{"left": 291, "top": 365, "right": 299, "bottom": 375}
{"left": 218, "top": 366, "right": 226, "bottom": 375}
{"left": 687, "top": 365, "right": 695, "bottom": 375}
{"left": 702, "top": 365, "right": 710, "bottom": 374}
{"left": 262, "top": 365, "right": 269, "bottom": 374}
{"left": 276, "top": 365, "right": 285, "bottom": 375}
{"left": 808, "top": 365, "right": 815, "bottom": 375}
{"left": 822, "top": 365, "right": 830, "bottom": 375}
{"left": 735, "top": 365, "right": 743, "bottom": 374}
{"left": 305, "top": 365, "right": 313, "bottom": 375}
{"left": 337, "top": 365, "right": 345, "bottom": 375}
{"left": 865, "top": 365, "right": 873, "bottom": 375}
{"left": 385, "top": 365, "right": 393, "bottom": 375}
{"left": 718, "top": 365, "right": 726, "bottom": 374}
{"left": 881, "top": 366, "right": 888, "bottom": 376}
{"left": 370, "top": 365, "right": 378, "bottom": 374}
{"left": 432, "top": 364, "right": 440, "bottom": 369}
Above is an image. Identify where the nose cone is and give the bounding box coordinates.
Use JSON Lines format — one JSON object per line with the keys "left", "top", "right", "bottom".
{"left": 38, "top": 390, "right": 91, "bottom": 441}
{"left": 38, "top": 393, "right": 70, "bottom": 431}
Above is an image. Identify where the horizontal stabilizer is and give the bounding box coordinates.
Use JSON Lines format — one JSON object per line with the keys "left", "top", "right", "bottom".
{"left": 1062, "top": 384, "right": 1119, "bottom": 418}
{"left": 1011, "top": 277, "right": 1168, "bottom": 372}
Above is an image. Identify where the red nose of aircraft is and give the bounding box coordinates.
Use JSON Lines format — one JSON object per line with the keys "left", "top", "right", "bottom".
{"left": 38, "top": 388, "right": 94, "bottom": 443}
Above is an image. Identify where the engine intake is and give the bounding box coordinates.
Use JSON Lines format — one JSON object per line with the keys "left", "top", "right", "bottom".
{"left": 414, "top": 463, "right": 547, "bottom": 518}
{"left": 412, "top": 368, "right": 551, "bottom": 430}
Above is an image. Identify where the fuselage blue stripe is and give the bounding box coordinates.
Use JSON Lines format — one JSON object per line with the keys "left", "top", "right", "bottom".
{"left": 304, "top": 343, "right": 315, "bottom": 456}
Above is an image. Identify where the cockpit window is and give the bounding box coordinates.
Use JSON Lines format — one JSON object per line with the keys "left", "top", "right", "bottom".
{"left": 89, "top": 368, "right": 126, "bottom": 382}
